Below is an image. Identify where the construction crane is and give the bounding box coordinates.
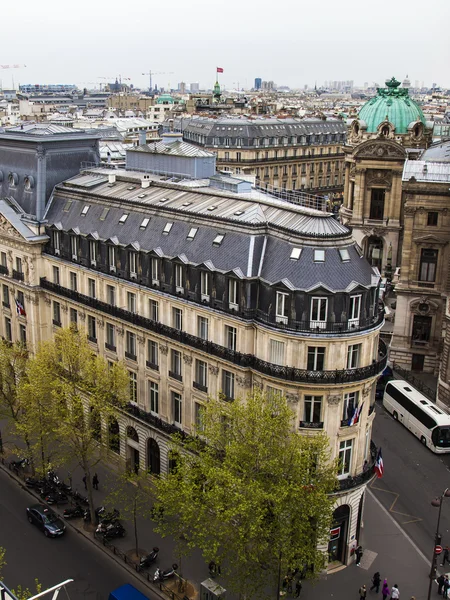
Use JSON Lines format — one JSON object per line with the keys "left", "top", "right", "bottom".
{"left": 142, "top": 70, "right": 174, "bottom": 92}
{"left": 0, "top": 64, "right": 27, "bottom": 69}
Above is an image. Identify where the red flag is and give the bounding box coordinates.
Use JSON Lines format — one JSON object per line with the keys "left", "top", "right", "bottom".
{"left": 216, "top": 67, "right": 224, "bottom": 73}
{"left": 374, "top": 448, "right": 384, "bottom": 478}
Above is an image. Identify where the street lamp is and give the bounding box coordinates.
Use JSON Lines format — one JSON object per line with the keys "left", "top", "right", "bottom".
{"left": 427, "top": 488, "right": 450, "bottom": 600}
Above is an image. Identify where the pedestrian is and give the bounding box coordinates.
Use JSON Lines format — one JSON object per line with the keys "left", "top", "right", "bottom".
{"left": 443, "top": 577, "right": 450, "bottom": 599}
{"left": 356, "top": 545, "right": 363, "bottom": 566}
{"left": 82, "top": 474, "right": 87, "bottom": 490}
{"left": 294, "top": 580, "right": 302, "bottom": 598}
{"left": 359, "top": 584, "right": 367, "bottom": 600}
{"left": 442, "top": 547, "right": 450, "bottom": 566}
{"left": 382, "top": 580, "right": 390, "bottom": 600}
{"left": 438, "top": 574, "right": 445, "bottom": 596}
{"left": 92, "top": 473, "right": 99, "bottom": 490}
{"left": 391, "top": 584, "right": 400, "bottom": 599}
{"left": 370, "top": 572, "right": 381, "bottom": 593}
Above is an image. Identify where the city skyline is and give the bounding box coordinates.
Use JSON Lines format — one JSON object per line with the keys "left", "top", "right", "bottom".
{"left": 1, "top": 0, "right": 449, "bottom": 91}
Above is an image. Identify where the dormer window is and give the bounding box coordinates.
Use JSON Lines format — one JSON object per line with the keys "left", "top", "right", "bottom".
{"left": 151, "top": 258, "right": 160, "bottom": 285}
{"left": 381, "top": 125, "right": 390, "bottom": 137}
{"left": 187, "top": 228, "right": 198, "bottom": 241}
{"left": 81, "top": 205, "right": 90, "bottom": 216}
{"left": 163, "top": 222, "right": 173, "bottom": 234}
{"left": 213, "top": 234, "right": 225, "bottom": 246}
{"left": 290, "top": 248, "right": 301, "bottom": 260}
{"left": 119, "top": 213, "right": 129, "bottom": 224}
{"left": 129, "top": 252, "right": 137, "bottom": 279}
{"left": 175, "top": 264, "right": 184, "bottom": 293}
{"left": 53, "top": 230, "right": 60, "bottom": 256}
{"left": 140, "top": 218, "right": 150, "bottom": 230}
{"left": 275, "top": 291, "right": 289, "bottom": 325}
{"left": 339, "top": 248, "right": 350, "bottom": 262}
{"left": 70, "top": 236, "right": 78, "bottom": 261}
{"left": 314, "top": 249, "right": 325, "bottom": 262}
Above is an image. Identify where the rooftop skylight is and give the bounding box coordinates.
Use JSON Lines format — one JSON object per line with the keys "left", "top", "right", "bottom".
{"left": 187, "top": 228, "right": 198, "bottom": 241}
{"left": 290, "top": 248, "right": 302, "bottom": 260}
{"left": 140, "top": 218, "right": 150, "bottom": 230}
{"left": 213, "top": 234, "right": 225, "bottom": 246}
{"left": 119, "top": 213, "right": 129, "bottom": 224}
{"left": 163, "top": 222, "right": 173, "bottom": 234}
{"left": 339, "top": 248, "right": 350, "bottom": 262}
{"left": 81, "top": 205, "right": 90, "bottom": 216}
{"left": 314, "top": 249, "right": 325, "bottom": 262}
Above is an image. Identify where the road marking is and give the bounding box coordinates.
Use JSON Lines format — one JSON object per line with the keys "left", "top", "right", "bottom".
{"left": 370, "top": 479, "right": 422, "bottom": 525}
{"left": 367, "top": 488, "right": 429, "bottom": 566}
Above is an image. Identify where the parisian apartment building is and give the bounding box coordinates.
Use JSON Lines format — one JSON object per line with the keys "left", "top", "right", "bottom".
{"left": 0, "top": 123, "right": 387, "bottom": 566}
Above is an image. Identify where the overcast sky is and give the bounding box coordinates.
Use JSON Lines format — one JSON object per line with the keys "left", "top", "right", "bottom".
{"left": 2, "top": 0, "right": 449, "bottom": 91}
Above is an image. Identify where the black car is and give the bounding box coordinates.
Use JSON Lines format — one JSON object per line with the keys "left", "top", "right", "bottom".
{"left": 26, "top": 503, "right": 66, "bottom": 537}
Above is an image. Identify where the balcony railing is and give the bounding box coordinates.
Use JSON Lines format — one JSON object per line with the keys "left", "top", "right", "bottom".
{"left": 220, "top": 153, "right": 345, "bottom": 164}
{"left": 125, "top": 351, "right": 137, "bottom": 361}
{"left": 105, "top": 342, "right": 117, "bottom": 352}
{"left": 146, "top": 361, "right": 159, "bottom": 371}
{"left": 169, "top": 371, "right": 182, "bottom": 382}
{"left": 193, "top": 381, "right": 208, "bottom": 393}
{"left": 40, "top": 278, "right": 388, "bottom": 385}
{"left": 299, "top": 421, "right": 324, "bottom": 429}
{"left": 337, "top": 463, "right": 375, "bottom": 491}
{"left": 0, "top": 265, "right": 8, "bottom": 276}
{"left": 12, "top": 270, "right": 24, "bottom": 281}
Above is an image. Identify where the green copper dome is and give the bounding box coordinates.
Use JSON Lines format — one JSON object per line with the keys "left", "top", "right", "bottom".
{"left": 358, "top": 77, "right": 425, "bottom": 134}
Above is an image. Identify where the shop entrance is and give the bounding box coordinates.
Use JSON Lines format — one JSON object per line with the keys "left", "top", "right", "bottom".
{"left": 328, "top": 505, "right": 350, "bottom": 564}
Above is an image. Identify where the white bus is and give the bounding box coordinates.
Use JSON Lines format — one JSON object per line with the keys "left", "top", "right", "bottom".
{"left": 383, "top": 380, "right": 450, "bottom": 453}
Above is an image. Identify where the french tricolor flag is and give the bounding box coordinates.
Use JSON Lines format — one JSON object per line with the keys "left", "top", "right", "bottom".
{"left": 375, "top": 448, "right": 384, "bottom": 478}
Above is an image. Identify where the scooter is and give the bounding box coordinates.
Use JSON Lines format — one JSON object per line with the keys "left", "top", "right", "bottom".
{"left": 48, "top": 470, "right": 72, "bottom": 494}
{"left": 95, "top": 520, "right": 126, "bottom": 540}
{"left": 137, "top": 547, "right": 159, "bottom": 571}
{"left": 72, "top": 491, "right": 89, "bottom": 506}
{"left": 153, "top": 564, "right": 178, "bottom": 582}
{"left": 63, "top": 505, "right": 85, "bottom": 519}
{"left": 41, "top": 489, "right": 69, "bottom": 505}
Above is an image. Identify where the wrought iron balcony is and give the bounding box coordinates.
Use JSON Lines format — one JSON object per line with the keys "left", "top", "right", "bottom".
{"left": 105, "top": 342, "right": 117, "bottom": 352}
{"left": 125, "top": 351, "right": 137, "bottom": 361}
{"left": 299, "top": 421, "right": 324, "bottom": 429}
{"left": 193, "top": 381, "right": 208, "bottom": 393}
{"left": 40, "top": 278, "right": 388, "bottom": 385}
{"left": 169, "top": 371, "right": 182, "bottom": 382}
{"left": 146, "top": 361, "right": 159, "bottom": 371}
{"left": 12, "top": 270, "right": 24, "bottom": 281}
{"left": 337, "top": 463, "right": 375, "bottom": 491}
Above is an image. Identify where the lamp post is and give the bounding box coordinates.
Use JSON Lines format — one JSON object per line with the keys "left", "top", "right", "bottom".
{"left": 427, "top": 488, "right": 450, "bottom": 600}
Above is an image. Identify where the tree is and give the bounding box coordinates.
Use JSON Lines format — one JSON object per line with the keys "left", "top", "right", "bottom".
{"left": 153, "top": 390, "right": 338, "bottom": 600}
{"left": 0, "top": 341, "right": 31, "bottom": 460}
{"left": 104, "top": 469, "right": 154, "bottom": 559}
{"left": 28, "top": 327, "right": 129, "bottom": 525}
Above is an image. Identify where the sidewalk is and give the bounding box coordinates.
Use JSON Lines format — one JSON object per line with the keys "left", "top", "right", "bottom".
{"left": 1, "top": 455, "right": 439, "bottom": 600}
{"left": 301, "top": 490, "right": 432, "bottom": 600}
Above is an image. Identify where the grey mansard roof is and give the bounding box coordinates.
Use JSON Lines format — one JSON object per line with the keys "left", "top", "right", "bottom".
{"left": 175, "top": 117, "right": 347, "bottom": 140}
{"left": 43, "top": 169, "right": 378, "bottom": 293}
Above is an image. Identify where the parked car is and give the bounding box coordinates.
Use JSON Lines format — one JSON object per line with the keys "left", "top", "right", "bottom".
{"left": 26, "top": 503, "right": 66, "bottom": 538}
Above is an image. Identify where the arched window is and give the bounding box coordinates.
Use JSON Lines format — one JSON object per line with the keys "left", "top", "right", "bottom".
{"left": 127, "top": 426, "right": 139, "bottom": 442}
{"left": 147, "top": 438, "right": 161, "bottom": 475}
{"left": 109, "top": 418, "right": 120, "bottom": 454}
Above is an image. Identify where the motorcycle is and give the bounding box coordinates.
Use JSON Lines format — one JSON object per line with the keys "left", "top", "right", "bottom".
{"left": 95, "top": 520, "right": 126, "bottom": 541}
{"left": 72, "top": 491, "right": 89, "bottom": 506}
{"left": 9, "top": 458, "right": 29, "bottom": 474}
{"left": 25, "top": 476, "right": 46, "bottom": 489}
{"left": 63, "top": 505, "right": 85, "bottom": 519}
{"left": 153, "top": 564, "right": 178, "bottom": 582}
{"left": 137, "top": 547, "right": 159, "bottom": 572}
{"left": 84, "top": 506, "right": 120, "bottom": 524}
{"left": 41, "top": 489, "right": 69, "bottom": 505}
{"left": 48, "top": 470, "right": 72, "bottom": 494}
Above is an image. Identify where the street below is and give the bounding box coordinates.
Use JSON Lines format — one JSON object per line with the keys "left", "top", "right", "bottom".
{"left": 0, "top": 467, "right": 155, "bottom": 600}
{"left": 371, "top": 398, "right": 450, "bottom": 560}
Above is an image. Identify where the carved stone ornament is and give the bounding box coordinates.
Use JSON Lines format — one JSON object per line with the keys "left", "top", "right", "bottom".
{"left": 182, "top": 354, "right": 192, "bottom": 365}
{"left": 404, "top": 206, "right": 416, "bottom": 215}
{"left": 236, "top": 375, "right": 251, "bottom": 387}
{"left": 60, "top": 303, "right": 68, "bottom": 313}
{"left": 413, "top": 234, "right": 448, "bottom": 247}
{"left": 78, "top": 312, "right": 86, "bottom": 321}
{"left": 354, "top": 140, "right": 406, "bottom": 160}
{"left": 208, "top": 365, "right": 219, "bottom": 376}
{"left": 366, "top": 169, "right": 392, "bottom": 189}
{"left": 285, "top": 392, "right": 298, "bottom": 404}
{"left": 363, "top": 226, "right": 387, "bottom": 238}
{"left": 410, "top": 297, "right": 439, "bottom": 316}
{"left": 116, "top": 327, "right": 124, "bottom": 336}
{"left": 160, "top": 345, "right": 168, "bottom": 355}
{"left": 97, "top": 319, "right": 105, "bottom": 328}
{"left": 43, "top": 296, "right": 51, "bottom": 306}
{"left": 137, "top": 335, "right": 145, "bottom": 345}
{"left": 0, "top": 215, "right": 24, "bottom": 240}
{"left": 253, "top": 381, "right": 264, "bottom": 391}
{"left": 362, "top": 385, "right": 371, "bottom": 397}
{"left": 327, "top": 394, "right": 341, "bottom": 406}
{"left": 350, "top": 164, "right": 356, "bottom": 178}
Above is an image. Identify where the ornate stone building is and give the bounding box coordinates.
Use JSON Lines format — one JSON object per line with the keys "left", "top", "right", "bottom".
{"left": 340, "top": 77, "right": 433, "bottom": 273}
{"left": 0, "top": 128, "right": 387, "bottom": 566}
{"left": 170, "top": 116, "right": 346, "bottom": 198}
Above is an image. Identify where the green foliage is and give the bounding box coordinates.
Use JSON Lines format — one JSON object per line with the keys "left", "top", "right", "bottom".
{"left": 0, "top": 546, "right": 6, "bottom": 575}
{"left": 0, "top": 341, "right": 29, "bottom": 446}
{"left": 12, "top": 579, "right": 42, "bottom": 600}
{"left": 153, "top": 390, "right": 338, "bottom": 600}
{"left": 22, "top": 327, "right": 129, "bottom": 522}
{"left": 104, "top": 469, "right": 154, "bottom": 557}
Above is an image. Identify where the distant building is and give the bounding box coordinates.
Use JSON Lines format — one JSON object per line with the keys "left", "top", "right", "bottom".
{"left": 172, "top": 116, "right": 346, "bottom": 196}
{"left": 254, "top": 78, "right": 262, "bottom": 90}
{"left": 19, "top": 83, "right": 77, "bottom": 94}
{"left": 178, "top": 82, "right": 186, "bottom": 94}
{"left": 190, "top": 83, "right": 200, "bottom": 93}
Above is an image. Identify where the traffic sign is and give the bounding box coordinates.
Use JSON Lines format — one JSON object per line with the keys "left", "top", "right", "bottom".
{"left": 435, "top": 545, "right": 443, "bottom": 555}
